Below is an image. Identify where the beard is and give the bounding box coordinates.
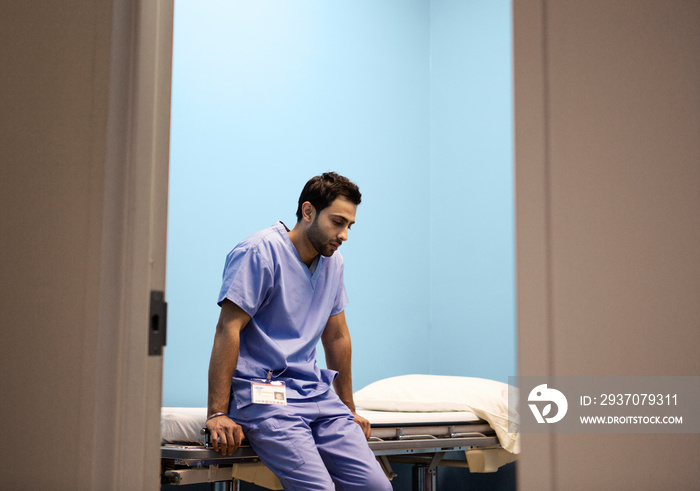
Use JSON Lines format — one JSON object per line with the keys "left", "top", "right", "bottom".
{"left": 306, "top": 217, "right": 335, "bottom": 257}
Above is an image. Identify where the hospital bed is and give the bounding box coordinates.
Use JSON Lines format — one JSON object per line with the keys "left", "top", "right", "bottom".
{"left": 161, "top": 375, "right": 519, "bottom": 490}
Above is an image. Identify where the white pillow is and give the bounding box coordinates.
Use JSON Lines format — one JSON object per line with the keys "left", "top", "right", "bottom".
{"left": 354, "top": 374, "right": 519, "bottom": 454}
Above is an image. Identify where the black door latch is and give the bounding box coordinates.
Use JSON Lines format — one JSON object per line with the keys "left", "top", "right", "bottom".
{"left": 149, "top": 290, "right": 167, "bottom": 356}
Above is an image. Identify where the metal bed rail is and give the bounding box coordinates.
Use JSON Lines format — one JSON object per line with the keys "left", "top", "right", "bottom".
{"left": 161, "top": 423, "right": 505, "bottom": 490}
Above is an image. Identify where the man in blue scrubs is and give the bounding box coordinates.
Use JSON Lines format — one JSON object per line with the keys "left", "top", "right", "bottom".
{"left": 206, "top": 173, "right": 392, "bottom": 490}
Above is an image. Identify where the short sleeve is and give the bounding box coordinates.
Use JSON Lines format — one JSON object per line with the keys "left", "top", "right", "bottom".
{"left": 330, "top": 263, "right": 348, "bottom": 316}
{"left": 217, "top": 246, "right": 273, "bottom": 317}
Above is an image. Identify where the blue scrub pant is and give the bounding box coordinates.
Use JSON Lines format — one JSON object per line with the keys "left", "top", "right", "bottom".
{"left": 230, "top": 389, "right": 392, "bottom": 491}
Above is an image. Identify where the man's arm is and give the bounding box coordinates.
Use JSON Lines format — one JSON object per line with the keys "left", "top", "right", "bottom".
{"left": 321, "top": 311, "right": 371, "bottom": 439}
{"left": 206, "top": 299, "right": 250, "bottom": 455}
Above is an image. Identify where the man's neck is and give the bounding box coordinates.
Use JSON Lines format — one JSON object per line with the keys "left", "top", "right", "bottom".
{"left": 288, "top": 224, "right": 319, "bottom": 267}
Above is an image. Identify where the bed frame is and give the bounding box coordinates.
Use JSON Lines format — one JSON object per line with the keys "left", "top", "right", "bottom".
{"left": 161, "top": 414, "right": 513, "bottom": 491}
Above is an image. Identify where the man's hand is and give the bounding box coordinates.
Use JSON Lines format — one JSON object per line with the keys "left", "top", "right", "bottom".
{"left": 352, "top": 411, "right": 371, "bottom": 440}
{"left": 206, "top": 414, "right": 245, "bottom": 455}
{"left": 206, "top": 301, "right": 250, "bottom": 455}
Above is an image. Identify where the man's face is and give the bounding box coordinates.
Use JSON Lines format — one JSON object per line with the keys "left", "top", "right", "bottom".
{"left": 306, "top": 196, "right": 357, "bottom": 257}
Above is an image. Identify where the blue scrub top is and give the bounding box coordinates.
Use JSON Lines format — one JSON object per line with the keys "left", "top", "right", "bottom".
{"left": 218, "top": 221, "right": 348, "bottom": 409}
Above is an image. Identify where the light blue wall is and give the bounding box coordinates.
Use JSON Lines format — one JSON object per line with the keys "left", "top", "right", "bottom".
{"left": 163, "top": 0, "right": 514, "bottom": 407}
{"left": 164, "top": 0, "right": 431, "bottom": 406}
{"left": 428, "top": 0, "right": 516, "bottom": 381}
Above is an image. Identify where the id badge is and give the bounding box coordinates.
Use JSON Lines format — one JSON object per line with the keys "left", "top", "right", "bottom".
{"left": 251, "top": 380, "right": 287, "bottom": 405}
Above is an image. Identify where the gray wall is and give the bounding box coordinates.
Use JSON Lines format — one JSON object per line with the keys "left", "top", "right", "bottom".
{"left": 514, "top": 0, "right": 700, "bottom": 489}
{"left": 1, "top": 2, "right": 114, "bottom": 487}
{"left": 0, "top": 1, "right": 171, "bottom": 488}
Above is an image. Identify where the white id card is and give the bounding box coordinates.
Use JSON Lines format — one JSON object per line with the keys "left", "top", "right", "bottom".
{"left": 251, "top": 380, "right": 287, "bottom": 405}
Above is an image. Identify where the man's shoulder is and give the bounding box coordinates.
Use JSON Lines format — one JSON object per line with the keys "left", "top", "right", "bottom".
{"left": 238, "top": 223, "right": 283, "bottom": 247}
{"left": 232, "top": 222, "right": 288, "bottom": 259}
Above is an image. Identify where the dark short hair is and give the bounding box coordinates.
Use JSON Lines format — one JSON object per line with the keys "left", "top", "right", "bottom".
{"left": 296, "top": 172, "right": 362, "bottom": 222}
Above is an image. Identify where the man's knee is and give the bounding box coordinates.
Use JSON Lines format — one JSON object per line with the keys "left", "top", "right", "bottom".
{"left": 333, "top": 459, "right": 393, "bottom": 491}
{"left": 361, "top": 472, "right": 393, "bottom": 491}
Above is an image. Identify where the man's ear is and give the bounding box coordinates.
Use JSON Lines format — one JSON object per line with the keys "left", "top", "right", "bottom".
{"left": 301, "top": 201, "right": 315, "bottom": 223}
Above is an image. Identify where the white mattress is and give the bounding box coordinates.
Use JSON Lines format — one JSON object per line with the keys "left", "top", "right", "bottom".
{"left": 162, "top": 407, "right": 208, "bottom": 444}
{"left": 356, "top": 408, "right": 480, "bottom": 425}
{"left": 161, "top": 407, "right": 482, "bottom": 445}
